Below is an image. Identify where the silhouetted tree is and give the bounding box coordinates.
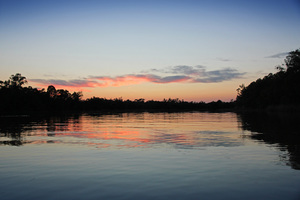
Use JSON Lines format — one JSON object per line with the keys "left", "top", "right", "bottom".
{"left": 9, "top": 73, "right": 27, "bottom": 88}
{"left": 0, "top": 73, "right": 27, "bottom": 89}
{"left": 285, "top": 49, "right": 300, "bottom": 73}
{"left": 71, "top": 91, "right": 83, "bottom": 101}
{"left": 47, "top": 85, "right": 57, "bottom": 98}
{"left": 236, "top": 48, "right": 300, "bottom": 109}
{"left": 0, "top": 74, "right": 84, "bottom": 113}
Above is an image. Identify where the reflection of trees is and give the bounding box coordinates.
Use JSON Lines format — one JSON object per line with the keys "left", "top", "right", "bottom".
{"left": 0, "top": 114, "right": 81, "bottom": 146}
{"left": 0, "top": 116, "right": 30, "bottom": 146}
{"left": 238, "top": 112, "right": 300, "bottom": 170}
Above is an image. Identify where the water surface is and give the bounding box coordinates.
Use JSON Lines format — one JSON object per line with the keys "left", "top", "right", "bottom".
{"left": 0, "top": 112, "right": 299, "bottom": 200}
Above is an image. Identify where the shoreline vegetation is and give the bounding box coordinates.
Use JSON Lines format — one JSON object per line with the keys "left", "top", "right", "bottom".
{"left": 236, "top": 48, "right": 300, "bottom": 112}
{"left": 0, "top": 78, "right": 236, "bottom": 114}
{"left": 0, "top": 49, "right": 299, "bottom": 115}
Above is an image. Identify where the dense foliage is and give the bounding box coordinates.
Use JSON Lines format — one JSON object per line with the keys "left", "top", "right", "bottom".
{"left": 236, "top": 49, "right": 300, "bottom": 109}
{"left": 0, "top": 74, "right": 83, "bottom": 112}
{"left": 0, "top": 73, "right": 234, "bottom": 113}
{"left": 84, "top": 97, "right": 234, "bottom": 111}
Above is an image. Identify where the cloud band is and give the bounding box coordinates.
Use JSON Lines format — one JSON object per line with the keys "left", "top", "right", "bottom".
{"left": 30, "top": 65, "right": 245, "bottom": 89}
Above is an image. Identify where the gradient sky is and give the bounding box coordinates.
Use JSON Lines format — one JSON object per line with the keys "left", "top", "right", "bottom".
{"left": 1, "top": 0, "right": 300, "bottom": 102}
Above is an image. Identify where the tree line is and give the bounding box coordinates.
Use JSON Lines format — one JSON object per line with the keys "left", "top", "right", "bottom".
{"left": 236, "top": 48, "right": 300, "bottom": 109}
{"left": 1, "top": 48, "right": 298, "bottom": 113}
{"left": 0, "top": 74, "right": 83, "bottom": 113}
{"left": 0, "top": 74, "right": 234, "bottom": 113}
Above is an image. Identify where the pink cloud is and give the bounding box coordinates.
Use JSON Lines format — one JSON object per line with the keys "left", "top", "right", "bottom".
{"left": 29, "top": 66, "right": 245, "bottom": 90}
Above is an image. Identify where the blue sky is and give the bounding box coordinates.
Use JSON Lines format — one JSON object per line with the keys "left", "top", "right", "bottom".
{"left": 0, "top": 0, "right": 299, "bottom": 101}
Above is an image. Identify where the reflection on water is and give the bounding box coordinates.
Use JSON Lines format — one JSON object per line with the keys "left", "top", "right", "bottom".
{"left": 1, "top": 112, "right": 300, "bottom": 200}
{"left": 0, "top": 112, "right": 242, "bottom": 148}
{"left": 0, "top": 114, "right": 82, "bottom": 146}
{"left": 237, "top": 112, "right": 300, "bottom": 170}
{"left": 1, "top": 111, "right": 299, "bottom": 169}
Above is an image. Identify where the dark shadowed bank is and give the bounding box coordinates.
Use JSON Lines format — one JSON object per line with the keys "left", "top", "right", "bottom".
{"left": 237, "top": 111, "right": 300, "bottom": 170}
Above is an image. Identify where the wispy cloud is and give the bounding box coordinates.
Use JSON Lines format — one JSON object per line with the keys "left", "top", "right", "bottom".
{"left": 88, "top": 74, "right": 191, "bottom": 86}
{"left": 216, "top": 57, "right": 232, "bottom": 62}
{"left": 30, "top": 65, "right": 245, "bottom": 89}
{"left": 265, "top": 52, "right": 288, "bottom": 58}
{"left": 164, "top": 65, "right": 206, "bottom": 75}
{"left": 146, "top": 65, "right": 244, "bottom": 82}
{"left": 193, "top": 68, "right": 245, "bottom": 83}
{"left": 30, "top": 79, "right": 104, "bottom": 90}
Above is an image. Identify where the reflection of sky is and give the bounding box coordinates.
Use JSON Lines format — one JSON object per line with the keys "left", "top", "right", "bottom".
{"left": 1, "top": 113, "right": 299, "bottom": 200}
{"left": 0, "top": 112, "right": 243, "bottom": 148}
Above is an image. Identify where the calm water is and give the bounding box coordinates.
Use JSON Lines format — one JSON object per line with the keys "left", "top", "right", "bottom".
{"left": 0, "top": 112, "right": 299, "bottom": 200}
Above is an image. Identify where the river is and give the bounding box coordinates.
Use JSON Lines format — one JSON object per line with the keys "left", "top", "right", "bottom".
{"left": 0, "top": 112, "right": 299, "bottom": 200}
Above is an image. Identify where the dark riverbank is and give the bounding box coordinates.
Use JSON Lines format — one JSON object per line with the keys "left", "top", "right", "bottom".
{"left": 0, "top": 101, "right": 236, "bottom": 116}
{"left": 0, "top": 75, "right": 236, "bottom": 114}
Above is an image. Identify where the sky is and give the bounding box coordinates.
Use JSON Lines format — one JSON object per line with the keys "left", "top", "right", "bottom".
{"left": 0, "top": 0, "right": 300, "bottom": 102}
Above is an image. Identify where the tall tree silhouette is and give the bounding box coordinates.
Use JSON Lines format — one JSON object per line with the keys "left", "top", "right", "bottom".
{"left": 236, "top": 48, "right": 300, "bottom": 109}
{"left": 0, "top": 73, "right": 27, "bottom": 88}
{"left": 285, "top": 49, "right": 300, "bottom": 73}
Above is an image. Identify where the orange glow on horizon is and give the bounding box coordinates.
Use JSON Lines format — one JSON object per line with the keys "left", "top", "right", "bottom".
{"left": 30, "top": 76, "right": 239, "bottom": 103}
